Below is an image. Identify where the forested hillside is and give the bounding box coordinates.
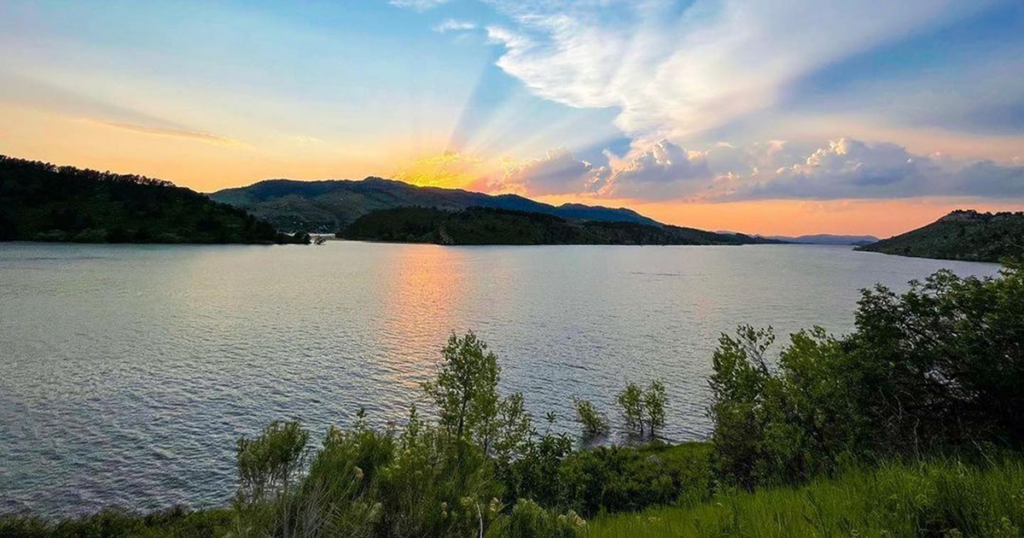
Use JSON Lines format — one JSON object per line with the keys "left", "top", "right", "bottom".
{"left": 857, "top": 210, "right": 1024, "bottom": 262}
{"left": 338, "top": 206, "right": 771, "bottom": 246}
{"left": 210, "top": 177, "right": 660, "bottom": 232}
{"left": 0, "top": 156, "right": 307, "bottom": 244}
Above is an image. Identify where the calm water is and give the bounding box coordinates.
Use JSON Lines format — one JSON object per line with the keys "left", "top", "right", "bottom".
{"left": 0, "top": 242, "right": 1000, "bottom": 517}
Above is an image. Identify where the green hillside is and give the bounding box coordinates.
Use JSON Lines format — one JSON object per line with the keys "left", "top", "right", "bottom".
{"left": 210, "top": 177, "right": 661, "bottom": 233}
{"left": 338, "top": 206, "right": 771, "bottom": 245}
{"left": 0, "top": 156, "right": 307, "bottom": 244}
{"left": 857, "top": 210, "right": 1024, "bottom": 262}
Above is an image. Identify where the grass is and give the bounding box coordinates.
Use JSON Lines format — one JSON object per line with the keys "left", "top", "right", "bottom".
{"left": 5, "top": 449, "right": 1023, "bottom": 537}
{"left": 588, "top": 456, "right": 1024, "bottom": 538}
{"left": 0, "top": 506, "right": 235, "bottom": 538}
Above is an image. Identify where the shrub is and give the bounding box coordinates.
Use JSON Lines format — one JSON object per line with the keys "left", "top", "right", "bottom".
{"left": 558, "top": 444, "right": 712, "bottom": 517}
{"left": 708, "top": 264, "right": 1024, "bottom": 489}
{"left": 492, "top": 499, "right": 585, "bottom": 538}
{"left": 236, "top": 420, "right": 309, "bottom": 504}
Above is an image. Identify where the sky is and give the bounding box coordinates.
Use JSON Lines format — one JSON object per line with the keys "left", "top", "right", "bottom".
{"left": 0, "top": 0, "right": 1022, "bottom": 236}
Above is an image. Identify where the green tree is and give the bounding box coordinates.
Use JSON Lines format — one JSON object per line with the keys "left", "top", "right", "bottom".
{"left": 422, "top": 332, "right": 501, "bottom": 452}
{"left": 644, "top": 380, "right": 667, "bottom": 437}
{"left": 572, "top": 397, "right": 609, "bottom": 438}
{"left": 617, "top": 383, "right": 645, "bottom": 436}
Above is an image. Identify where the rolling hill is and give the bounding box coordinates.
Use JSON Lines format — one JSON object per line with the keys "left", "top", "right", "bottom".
{"left": 856, "top": 210, "right": 1024, "bottom": 262}
{"left": 210, "top": 178, "right": 660, "bottom": 233}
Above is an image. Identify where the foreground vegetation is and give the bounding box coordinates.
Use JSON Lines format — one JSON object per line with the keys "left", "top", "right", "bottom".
{"left": 0, "top": 156, "right": 309, "bottom": 244}
{"left": 857, "top": 209, "right": 1024, "bottom": 262}
{"left": 591, "top": 457, "right": 1024, "bottom": 537}
{"left": 2, "top": 263, "right": 1021, "bottom": 536}
{"left": 338, "top": 206, "right": 769, "bottom": 246}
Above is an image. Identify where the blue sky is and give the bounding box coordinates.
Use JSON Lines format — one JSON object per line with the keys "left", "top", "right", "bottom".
{"left": 0, "top": 0, "right": 1021, "bottom": 234}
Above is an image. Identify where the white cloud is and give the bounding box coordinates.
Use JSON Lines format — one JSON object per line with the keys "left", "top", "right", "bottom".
{"left": 389, "top": 0, "right": 451, "bottom": 12}
{"left": 498, "top": 137, "right": 1024, "bottom": 201}
{"left": 598, "top": 139, "right": 713, "bottom": 199}
{"left": 482, "top": 0, "right": 994, "bottom": 141}
{"left": 434, "top": 19, "right": 476, "bottom": 33}
{"left": 727, "top": 138, "right": 1024, "bottom": 200}
{"left": 498, "top": 139, "right": 711, "bottom": 199}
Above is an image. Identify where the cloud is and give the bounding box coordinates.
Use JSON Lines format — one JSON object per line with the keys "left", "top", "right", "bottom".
{"left": 495, "top": 139, "right": 711, "bottom": 199}
{"left": 725, "top": 138, "right": 1024, "bottom": 200}
{"left": 482, "top": 0, "right": 994, "bottom": 140}
{"left": 84, "top": 119, "right": 248, "bottom": 148}
{"left": 434, "top": 19, "right": 476, "bottom": 33}
{"left": 494, "top": 136, "right": 1024, "bottom": 201}
{"left": 500, "top": 148, "right": 605, "bottom": 195}
{"left": 598, "top": 139, "right": 713, "bottom": 199}
{"left": 389, "top": 0, "right": 451, "bottom": 11}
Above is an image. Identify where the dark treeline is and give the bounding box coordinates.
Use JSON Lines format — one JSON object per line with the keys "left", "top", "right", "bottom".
{"left": 0, "top": 156, "right": 308, "bottom": 244}
{"left": 337, "top": 206, "right": 771, "bottom": 246}
{"left": 2, "top": 264, "right": 1022, "bottom": 537}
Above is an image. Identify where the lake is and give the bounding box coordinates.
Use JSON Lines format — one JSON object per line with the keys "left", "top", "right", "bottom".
{"left": 0, "top": 241, "right": 1001, "bottom": 517}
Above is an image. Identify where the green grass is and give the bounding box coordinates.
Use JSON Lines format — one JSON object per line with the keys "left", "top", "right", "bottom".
{"left": 588, "top": 456, "right": 1024, "bottom": 537}
{"left": 0, "top": 506, "right": 235, "bottom": 538}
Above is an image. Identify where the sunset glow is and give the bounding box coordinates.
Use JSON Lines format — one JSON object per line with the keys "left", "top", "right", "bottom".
{"left": 1, "top": 0, "right": 1021, "bottom": 237}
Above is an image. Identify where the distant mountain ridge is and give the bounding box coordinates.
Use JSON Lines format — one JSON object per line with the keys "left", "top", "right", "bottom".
{"left": 856, "top": 210, "right": 1024, "bottom": 262}
{"left": 768, "top": 234, "right": 879, "bottom": 246}
{"left": 210, "top": 177, "right": 660, "bottom": 233}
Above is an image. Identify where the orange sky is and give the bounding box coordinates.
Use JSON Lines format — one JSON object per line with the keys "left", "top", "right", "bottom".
{"left": 575, "top": 198, "right": 1024, "bottom": 238}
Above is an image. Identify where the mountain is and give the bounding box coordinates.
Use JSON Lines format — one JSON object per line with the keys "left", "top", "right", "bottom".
{"left": 339, "top": 206, "right": 775, "bottom": 246}
{"left": 0, "top": 155, "right": 307, "bottom": 244}
{"left": 856, "top": 210, "right": 1024, "bottom": 262}
{"left": 210, "top": 178, "right": 660, "bottom": 233}
{"left": 768, "top": 234, "right": 879, "bottom": 246}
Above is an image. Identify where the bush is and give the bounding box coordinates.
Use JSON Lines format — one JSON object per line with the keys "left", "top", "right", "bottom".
{"left": 708, "top": 264, "right": 1024, "bottom": 489}
{"left": 491, "top": 499, "right": 585, "bottom": 538}
{"left": 236, "top": 421, "right": 309, "bottom": 505}
{"left": 557, "top": 444, "right": 712, "bottom": 517}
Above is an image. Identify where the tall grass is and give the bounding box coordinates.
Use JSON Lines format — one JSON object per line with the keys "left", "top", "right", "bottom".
{"left": 589, "top": 456, "right": 1024, "bottom": 537}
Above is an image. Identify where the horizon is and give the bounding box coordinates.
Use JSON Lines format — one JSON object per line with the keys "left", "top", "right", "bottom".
{"left": 2, "top": 0, "right": 1022, "bottom": 236}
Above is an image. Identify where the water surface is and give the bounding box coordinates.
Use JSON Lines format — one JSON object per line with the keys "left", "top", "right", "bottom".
{"left": 0, "top": 242, "right": 1000, "bottom": 517}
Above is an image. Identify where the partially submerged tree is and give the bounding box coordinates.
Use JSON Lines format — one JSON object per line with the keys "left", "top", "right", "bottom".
{"left": 572, "top": 397, "right": 609, "bottom": 438}
{"left": 617, "top": 383, "right": 646, "bottom": 436}
{"left": 644, "top": 381, "right": 667, "bottom": 438}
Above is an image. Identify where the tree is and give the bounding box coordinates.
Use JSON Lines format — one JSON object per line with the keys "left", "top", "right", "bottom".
{"left": 572, "top": 397, "right": 608, "bottom": 438}
{"left": 617, "top": 383, "right": 645, "bottom": 436}
{"left": 422, "top": 332, "right": 501, "bottom": 451}
{"left": 644, "top": 381, "right": 667, "bottom": 437}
